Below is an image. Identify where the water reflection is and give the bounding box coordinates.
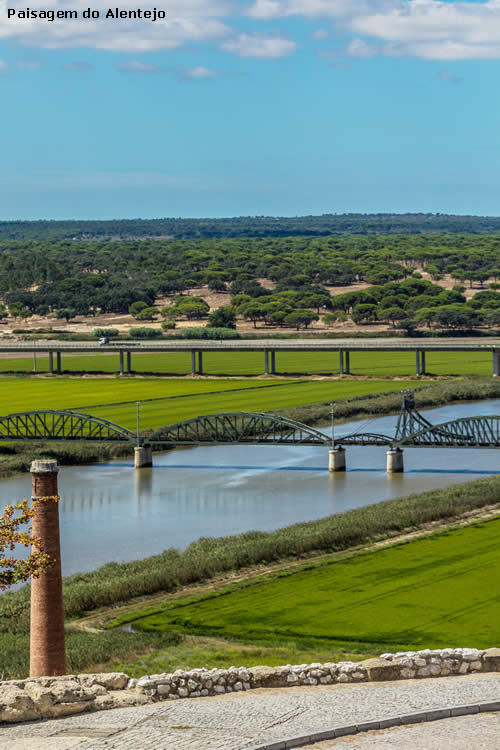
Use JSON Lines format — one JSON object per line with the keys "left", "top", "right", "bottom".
{"left": 1, "top": 399, "right": 499, "bottom": 577}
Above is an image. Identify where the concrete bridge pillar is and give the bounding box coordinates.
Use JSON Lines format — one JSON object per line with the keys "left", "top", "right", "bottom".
{"left": 329, "top": 447, "right": 346, "bottom": 472}
{"left": 119, "top": 351, "right": 124, "bottom": 375}
{"left": 339, "top": 351, "right": 344, "bottom": 375}
{"left": 48, "top": 351, "right": 54, "bottom": 374}
{"left": 345, "top": 351, "right": 351, "bottom": 375}
{"left": 493, "top": 351, "right": 500, "bottom": 376}
{"left": 126, "top": 352, "right": 131, "bottom": 374}
{"left": 30, "top": 459, "right": 66, "bottom": 677}
{"left": 264, "top": 350, "right": 269, "bottom": 375}
{"left": 134, "top": 445, "right": 153, "bottom": 469}
{"left": 197, "top": 351, "right": 203, "bottom": 375}
{"left": 271, "top": 351, "right": 276, "bottom": 374}
{"left": 387, "top": 448, "right": 404, "bottom": 473}
{"left": 56, "top": 352, "right": 61, "bottom": 374}
{"left": 415, "top": 351, "right": 421, "bottom": 376}
{"left": 191, "top": 351, "right": 196, "bottom": 375}
{"left": 420, "top": 350, "right": 426, "bottom": 375}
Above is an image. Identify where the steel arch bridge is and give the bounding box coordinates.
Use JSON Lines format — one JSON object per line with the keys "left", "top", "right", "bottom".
{"left": 152, "top": 412, "right": 330, "bottom": 446}
{"left": 0, "top": 410, "right": 136, "bottom": 442}
{"left": 0, "top": 397, "right": 499, "bottom": 449}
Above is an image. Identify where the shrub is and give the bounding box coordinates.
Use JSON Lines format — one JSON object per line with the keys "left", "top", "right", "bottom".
{"left": 129, "top": 327, "right": 162, "bottom": 338}
{"left": 161, "top": 320, "right": 176, "bottom": 330}
{"left": 180, "top": 327, "right": 241, "bottom": 340}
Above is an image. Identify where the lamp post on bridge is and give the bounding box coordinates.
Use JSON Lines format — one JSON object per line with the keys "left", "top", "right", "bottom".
{"left": 134, "top": 401, "right": 152, "bottom": 469}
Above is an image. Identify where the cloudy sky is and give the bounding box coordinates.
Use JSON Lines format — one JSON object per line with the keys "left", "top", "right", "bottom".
{"left": 0, "top": 0, "right": 499, "bottom": 219}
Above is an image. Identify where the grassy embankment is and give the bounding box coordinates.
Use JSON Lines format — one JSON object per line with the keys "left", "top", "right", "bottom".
{"left": 0, "top": 349, "right": 493, "bottom": 377}
{"left": 1, "top": 474, "right": 500, "bottom": 678}
{"left": 0, "top": 377, "right": 420, "bottom": 477}
{"left": 108, "top": 516, "right": 500, "bottom": 676}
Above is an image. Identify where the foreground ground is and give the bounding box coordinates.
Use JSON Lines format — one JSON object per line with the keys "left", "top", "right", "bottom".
{"left": 1, "top": 675, "right": 498, "bottom": 749}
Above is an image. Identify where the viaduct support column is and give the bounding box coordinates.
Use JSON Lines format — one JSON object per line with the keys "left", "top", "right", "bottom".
{"left": 134, "top": 445, "right": 153, "bottom": 469}
{"left": 197, "top": 351, "right": 203, "bottom": 375}
{"left": 493, "top": 351, "right": 500, "bottom": 376}
{"left": 345, "top": 351, "right": 351, "bottom": 375}
{"left": 48, "top": 352, "right": 54, "bottom": 374}
{"left": 56, "top": 352, "right": 61, "bottom": 375}
{"left": 264, "top": 350, "right": 269, "bottom": 375}
{"left": 191, "top": 351, "right": 196, "bottom": 375}
{"left": 387, "top": 448, "right": 404, "bottom": 473}
{"left": 126, "top": 352, "right": 131, "bottom": 374}
{"left": 339, "top": 350, "right": 344, "bottom": 376}
{"left": 415, "top": 351, "right": 421, "bottom": 376}
{"left": 329, "top": 447, "right": 346, "bottom": 472}
{"left": 271, "top": 351, "right": 276, "bottom": 374}
{"left": 119, "top": 351, "right": 124, "bottom": 375}
{"left": 30, "top": 460, "right": 66, "bottom": 677}
{"left": 420, "top": 350, "right": 426, "bottom": 375}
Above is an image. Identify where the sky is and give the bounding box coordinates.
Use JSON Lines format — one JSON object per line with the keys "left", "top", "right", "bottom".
{"left": 0, "top": 0, "right": 499, "bottom": 220}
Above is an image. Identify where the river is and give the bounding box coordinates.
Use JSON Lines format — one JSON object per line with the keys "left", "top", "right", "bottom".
{"left": 1, "top": 400, "right": 499, "bottom": 577}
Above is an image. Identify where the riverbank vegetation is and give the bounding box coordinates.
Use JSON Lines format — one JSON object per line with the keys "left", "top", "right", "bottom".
{"left": 0, "top": 474, "right": 499, "bottom": 678}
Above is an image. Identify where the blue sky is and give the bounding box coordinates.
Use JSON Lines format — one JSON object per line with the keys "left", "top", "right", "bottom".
{"left": 0, "top": 0, "right": 499, "bottom": 220}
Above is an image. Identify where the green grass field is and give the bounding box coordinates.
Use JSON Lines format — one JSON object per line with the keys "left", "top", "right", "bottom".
{"left": 127, "top": 517, "right": 500, "bottom": 652}
{"left": 0, "top": 377, "right": 421, "bottom": 430}
{"left": 0, "top": 349, "right": 492, "bottom": 376}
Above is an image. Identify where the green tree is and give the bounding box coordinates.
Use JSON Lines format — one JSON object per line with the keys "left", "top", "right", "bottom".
{"left": 284, "top": 309, "right": 319, "bottom": 330}
{"left": 351, "top": 303, "right": 378, "bottom": 324}
{"left": 129, "top": 301, "right": 149, "bottom": 317}
{"left": 207, "top": 306, "right": 237, "bottom": 329}
{"left": 136, "top": 307, "right": 158, "bottom": 321}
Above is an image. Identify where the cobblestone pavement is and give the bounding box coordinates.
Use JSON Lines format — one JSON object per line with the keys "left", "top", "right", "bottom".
{"left": 307, "top": 712, "right": 500, "bottom": 749}
{"left": 1, "top": 674, "right": 499, "bottom": 750}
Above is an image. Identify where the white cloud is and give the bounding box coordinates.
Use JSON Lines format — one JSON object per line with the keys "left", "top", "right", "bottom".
{"left": 0, "top": 0, "right": 232, "bottom": 52}
{"left": 222, "top": 33, "right": 296, "bottom": 57}
{"left": 310, "top": 28, "right": 329, "bottom": 40}
{"left": 247, "top": 0, "right": 500, "bottom": 60}
{"left": 182, "top": 65, "right": 220, "bottom": 78}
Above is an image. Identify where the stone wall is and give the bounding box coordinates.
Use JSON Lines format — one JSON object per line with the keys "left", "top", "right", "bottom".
{"left": 1, "top": 648, "right": 499, "bottom": 724}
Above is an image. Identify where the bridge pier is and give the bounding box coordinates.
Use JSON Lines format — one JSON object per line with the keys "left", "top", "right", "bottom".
{"left": 264, "top": 349, "right": 269, "bottom": 375}
{"left": 339, "top": 351, "right": 344, "bottom": 375}
{"left": 387, "top": 448, "right": 404, "bottom": 473}
{"left": 56, "top": 352, "right": 61, "bottom": 375}
{"left": 126, "top": 352, "right": 132, "bottom": 374}
{"left": 134, "top": 445, "right": 152, "bottom": 469}
{"left": 345, "top": 351, "right": 350, "bottom": 375}
{"left": 48, "top": 351, "right": 54, "bottom": 374}
{"left": 119, "top": 351, "right": 124, "bottom": 375}
{"left": 191, "top": 351, "right": 196, "bottom": 375}
{"left": 329, "top": 447, "right": 346, "bottom": 472}
{"left": 271, "top": 351, "right": 276, "bottom": 374}
{"left": 197, "top": 351, "right": 203, "bottom": 375}
{"left": 493, "top": 351, "right": 500, "bottom": 376}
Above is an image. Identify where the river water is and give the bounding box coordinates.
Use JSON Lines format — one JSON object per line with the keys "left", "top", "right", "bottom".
{"left": 1, "top": 400, "right": 499, "bottom": 577}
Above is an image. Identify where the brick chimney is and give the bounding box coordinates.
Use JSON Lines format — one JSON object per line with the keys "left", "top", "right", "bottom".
{"left": 29, "top": 460, "right": 66, "bottom": 677}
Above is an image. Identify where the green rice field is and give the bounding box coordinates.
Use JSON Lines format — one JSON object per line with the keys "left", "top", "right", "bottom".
{"left": 0, "top": 349, "right": 492, "bottom": 377}
{"left": 0, "top": 378, "right": 420, "bottom": 430}
{"left": 127, "top": 516, "right": 500, "bottom": 652}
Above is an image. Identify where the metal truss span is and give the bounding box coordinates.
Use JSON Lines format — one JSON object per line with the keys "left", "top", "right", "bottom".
{"left": 402, "top": 416, "right": 500, "bottom": 447}
{"left": 153, "top": 412, "right": 331, "bottom": 446}
{"left": 0, "top": 410, "right": 136, "bottom": 442}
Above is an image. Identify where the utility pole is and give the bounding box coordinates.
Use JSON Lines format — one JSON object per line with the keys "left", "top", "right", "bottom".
{"left": 330, "top": 402, "right": 335, "bottom": 448}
